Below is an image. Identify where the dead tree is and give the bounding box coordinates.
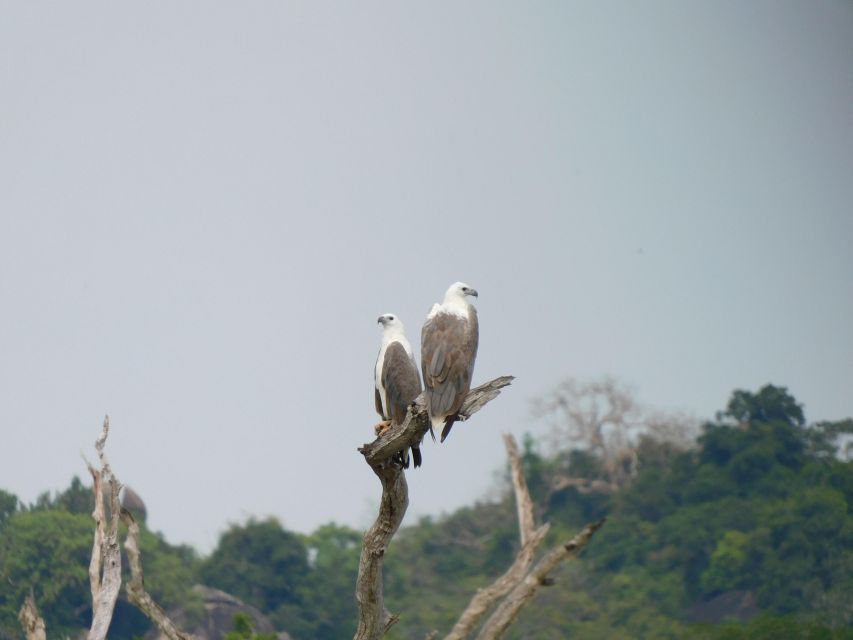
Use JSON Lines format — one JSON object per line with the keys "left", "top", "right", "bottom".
{"left": 535, "top": 377, "right": 641, "bottom": 490}
{"left": 534, "top": 377, "right": 698, "bottom": 496}
{"left": 20, "top": 417, "right": 194, "bottom": 640}
{"left": 356, "top": 376, "right": 516, "bottom": 639}
{"left": 357, "top": 377, "right": 605, "bottom": 640}
{"left": 451, "top": 435, "right": 604, "bottom": 640}
{"left": 85, "top": 418, "right": 123, "bottom": 640}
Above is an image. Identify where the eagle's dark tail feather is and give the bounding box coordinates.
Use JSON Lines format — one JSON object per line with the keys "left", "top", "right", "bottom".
{"left": 393, "top": 449, "right": 411, "bottom": 469}
{"left": 392, "top": 446, "right": 421, "bottom": 469}
{"left": 440, "top": 416, "right": 458, "bottom": 443}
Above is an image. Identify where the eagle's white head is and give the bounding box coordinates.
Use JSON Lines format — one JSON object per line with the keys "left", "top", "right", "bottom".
{"left": 444, "top": 281, "right": 478, "bottom": 303}
{"left": 377, "top": 313, "right": 406, "bottom": 336}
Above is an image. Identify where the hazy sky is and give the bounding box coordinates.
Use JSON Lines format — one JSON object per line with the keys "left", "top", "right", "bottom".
{"left": 1, "top": 2, "right": 851, "bottom": 553}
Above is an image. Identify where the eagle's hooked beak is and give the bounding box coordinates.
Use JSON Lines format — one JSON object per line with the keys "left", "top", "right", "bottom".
{"left": 377, "top": 316, "right": 385, "bottom": 324}
{"left": 467, "top": 288, "right": 479, "bottom": 298}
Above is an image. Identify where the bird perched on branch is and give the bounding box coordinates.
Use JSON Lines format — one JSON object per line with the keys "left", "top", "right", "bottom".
{"left": 374, "top": 313, "right": 423, "bottom": 468}
{"left": 421, "top": 282, "right": 479, "bottom": 443}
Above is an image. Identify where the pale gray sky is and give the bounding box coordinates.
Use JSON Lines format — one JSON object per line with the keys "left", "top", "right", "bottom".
{"left": 1, "top": 2, "right": 851, "bottom": 553}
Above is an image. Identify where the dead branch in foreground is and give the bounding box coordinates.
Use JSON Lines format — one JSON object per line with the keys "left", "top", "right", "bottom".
{"left": 122, "top": 511, "right": 194, "bottom": 640}
{"left": 21, "top": 417, "right": 194, "bottom": 640}
{"left": 475, "top": 518, "right": 606, "bottom": 640}
{"left": 17, "top": 595, "right": 46, "bottom": 640}
{"left": 86, "top": 417, "right": 123, "bottom": 640}
{"left": 444, "top": 434, "right": 549, "bottom": 640}
{"left": 355, "top": 376, "right": 514, "bottom": 640}
{"left": 448, "top": 435, "right": 605, "bottom": 640}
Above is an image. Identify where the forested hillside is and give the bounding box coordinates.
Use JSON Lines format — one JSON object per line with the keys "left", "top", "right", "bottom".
{"left": 1, "top": 384, "right": 851, "bottom": 639}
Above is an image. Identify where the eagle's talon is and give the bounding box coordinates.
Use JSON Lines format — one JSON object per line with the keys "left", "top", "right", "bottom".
{"left": 374, "top": 420, "right": 393, "bottom": 436}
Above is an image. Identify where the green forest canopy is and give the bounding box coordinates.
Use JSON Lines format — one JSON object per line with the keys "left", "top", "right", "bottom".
{"left": 0, "top": 383, "right": 851, "bottom": 639}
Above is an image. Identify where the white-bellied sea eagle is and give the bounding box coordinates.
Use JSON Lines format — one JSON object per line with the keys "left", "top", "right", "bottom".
{"left": 420, "top": 282, "right": 479, "bottom": 443}
{"left": 375, "top": 313, "right": 424, "bottom": 468}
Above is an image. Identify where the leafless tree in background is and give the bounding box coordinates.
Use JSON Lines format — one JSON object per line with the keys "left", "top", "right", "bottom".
{"left": 534, "top": 377, "right": 699, "bottom": 494}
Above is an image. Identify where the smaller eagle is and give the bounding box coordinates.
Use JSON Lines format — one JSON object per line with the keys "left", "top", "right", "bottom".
{"left": 375, "top": 313, "right": 424, "bottom": 468}
{"left": 421, "top": 282, "right": 479, "bottom": 443}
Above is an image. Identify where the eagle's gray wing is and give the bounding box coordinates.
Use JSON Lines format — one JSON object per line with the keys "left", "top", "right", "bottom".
{"left": 421, "top": 307, "right": 478, "bottom": 441}
{"left": 382, "top": 341, "right": 423, "bottom": 425}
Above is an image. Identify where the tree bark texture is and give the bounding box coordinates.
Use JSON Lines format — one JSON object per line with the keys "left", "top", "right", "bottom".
{"left": 353, "top": 464, "right": 408, "bottom": 640}
{"left": 86, "top": 416, "right": 123, "bottom": 640}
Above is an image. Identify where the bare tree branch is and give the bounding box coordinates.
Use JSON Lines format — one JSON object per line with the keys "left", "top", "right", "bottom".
{"left": 445, "top": 524, "right": 549, "bottom": 640}
{"left": 475, "top": 518, "right": 606, "bottom": 640}
{"left": 534, "top": 377, "right": 642, "bottom": 488}
{"left": 458, "top": 377, "right": 516, "bottom": 420}
{"left": 535, "top": 377, "right": 700, "bottom": 495}
{"left": 444, "top": 434, "right": 545, "bottom": 640}
{"left": 87, "top": 460, "right": 104, "bottom": 604}
{"left": 86, "top": 416, "right": 123, "bottom": 640}
{"left": 355, "top": 376, "right": 514, "bottom": 640}
{"left": 18, "top": 594, "right": 46, "bottom": 640}
{"left": 502, "top": 434, "right": 535, "bottom": 546}
{"left": 359, "top": 376, "right": 515, "bottom": 466}
{"left": 121, "top": 510, "right": 195, "bottom": 640}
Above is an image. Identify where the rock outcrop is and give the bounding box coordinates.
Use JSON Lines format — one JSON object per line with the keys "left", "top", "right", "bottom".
{"left": 145, "top": 585, "right": 292, "bottom": 640}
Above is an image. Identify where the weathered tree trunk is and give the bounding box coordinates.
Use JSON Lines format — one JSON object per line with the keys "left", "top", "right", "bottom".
{"left": 356, "top": 380, "right": 606, "bottom": 639}
{"left": 355, "top": 376, "right": 515, "bottom": 640}
{"left": 86, "top": 417, "right": 123, "bottom": 640}
{"left": 353, "top": 464, "right": 409, "bottom": 640}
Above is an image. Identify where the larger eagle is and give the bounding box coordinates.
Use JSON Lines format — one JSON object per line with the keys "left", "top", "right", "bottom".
{"left": 421, "top": 282, "right": 479, "bottom": 442}
{"left": 375, "top": 313, "right": 423, "bottom": 467}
